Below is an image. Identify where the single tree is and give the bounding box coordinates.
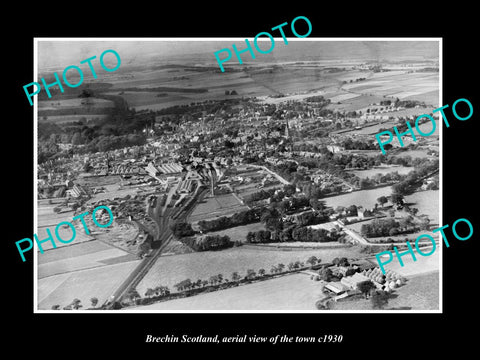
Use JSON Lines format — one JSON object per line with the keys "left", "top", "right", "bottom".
{"left": 345, "top": 268, "right": 356, "bottom": 276}
{"left": 339, "top": 257, "right": 349, "bottom": 267}
{"left": 371, "top": 290, "right": 390, "bottom": 309}
{"left": 318, "top": 267, "right": 333, "bottom": 282}
{"left": 307, "top": 256, "right": 318, "bottom": 266}
{"left": 231, "top": 272, "right": 241, "bottom": 282}
{"left": 258, "top": 268, "right": 266, "bottom": 277}
{"left": 209, "top": 275, "right": 218, "bottom": 285}
{"left": 71, "top": 298, "right": 82, "bottom": 310}
{"left": 246, "top": 269, "right": 256, "bottom": 279}
{"left": 377, "top": 196, "right": 388, "bottom": 208}
{"left": 90, "top": 297, "right": 99, "bottom": 308}
{"left": 390, "top": 193, "right": 404, "bottom": 206}
{"left": 357, "top": 280, "right": 376, "bottom": 299}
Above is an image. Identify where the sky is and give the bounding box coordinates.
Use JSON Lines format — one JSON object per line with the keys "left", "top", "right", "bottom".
{"left": 37, "top": 39, "right": 440, "bottom": 72}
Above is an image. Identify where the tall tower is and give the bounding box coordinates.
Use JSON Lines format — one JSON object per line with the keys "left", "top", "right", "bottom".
{"left": 284, "top": 119, "right": 290, "bottom": 139}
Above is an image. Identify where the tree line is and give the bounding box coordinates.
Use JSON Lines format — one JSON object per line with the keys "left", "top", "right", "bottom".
{"left": 197, "top": 207, "right": 262, "bottom": 233}
{"left": 246, "top": 225, "right": 343, "bottom": 244}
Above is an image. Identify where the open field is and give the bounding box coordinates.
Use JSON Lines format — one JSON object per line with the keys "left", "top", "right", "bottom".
{"left": 38, "top": 97, "right": 115, "bottom": 110}
{"left": 38, "top": 239, "right": 112, "bottom": 265}
{"left": 346, "top": 223, "right": 440, "bottom": 245}
{"left": 39, "top": 114, "right": 109, "bottom": 124}
{"left": 330, "top": 270, "right": 439, "bottom": 310}
{"left": 324, "top": 186, "right": 392, "bottom": 209}
{"left": 391, "top": 149, "right": 433, "bottom": 159}
{"left": 86, "top": 185, "right": 142, "bottom": 204}
{"left": 405, "top": 190, "right": 440, "bottom": 226}
{"left": 76, "top": 175, "right": 123, "bottom": 187}
{"left": 38, "top": 97, "right": 115, "bottom": 117}
{"left": 38, "top": 259, "right": 141, "bottom": 310}
{"left": 133, "top": 273, "right": 326, "bottom": 310}
{"left": 99, "top": 65, "right": 372, "bottom": 111}
{"left": 381, "top": 246, "right": 440, "bottom": 277}
{"left": 250, "top": 242, "right": 350, "bottom": 249}
{"left": 188, "top": 193, "right": 249, "bottom": 223}
{"left": 37, "top": 203, "right": 95, "bottom": 251}
{"left": 341, "top": 71, "right": 439, "bottom": 105}
{"left": 326, "top": 93, "right": 386, "bottom": 113}
{"left": 38, "top": 241, "right": 132, "bottom": 279}
{"left": 348, "top": 164, "right": 412, "bottom": 179}
{"left": 201, "top": 222, "right": 266, "bottom": 242}
{"left": 104, "top": 91, "right": 189, "bottom": 107}
{"left": 135, "top": 245, "right": 365, "bottom": 296}
{"left": 234, "top": 183, "right": 282, "bottom": 199}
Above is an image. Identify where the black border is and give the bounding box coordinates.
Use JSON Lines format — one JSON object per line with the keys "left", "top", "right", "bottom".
{"left": 6, "top": 4, "right": 479, "bottom": 354}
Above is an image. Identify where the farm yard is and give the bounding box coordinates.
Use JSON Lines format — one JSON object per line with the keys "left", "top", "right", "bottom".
{"left": 330, "top": 270, "right": 439, "bottom": 310}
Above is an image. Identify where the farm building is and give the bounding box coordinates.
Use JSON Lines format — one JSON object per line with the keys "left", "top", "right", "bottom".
{"left": 325, "top": 282, "right": 349, "bottom": 295}
{"left": 340, "top": 273, "right": 371, "bottom": 290}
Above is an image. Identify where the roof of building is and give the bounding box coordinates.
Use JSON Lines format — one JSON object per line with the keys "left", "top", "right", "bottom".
{"left": 325, "top": 282, "right": 349, "bottom": 294}
{"left": 340, "top": 273, "right": 371, "bottom": 288}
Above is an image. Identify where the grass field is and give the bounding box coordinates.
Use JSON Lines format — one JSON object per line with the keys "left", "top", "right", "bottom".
{"left": 38, "top": 239, "right": 111, "bottom": 265}
{"left": 202, "top": 222, "right": 266, "bottom": 242}
{"left": 134, "top": 273, "right": 326, "bottom": 310}
{"left": 381, "top": 246, "right": 440, "bottom": 277}
{"left": 38, "top": 97, "right": 114, "bottom": 110}
{"left": 38, "top": 259, "right": 141, "bottom": 310}
{"left": 135, "top": 245, "right": 364, "bottom": 296}
{"left": 38, "top": 243, "right": 131, "bottom": 279}
{"left": 188, "top": 193, "right": 249, "bottom": 223}
{"left": 37, "top": 202, "right": 95, "bottom": 251}
{"left": 324, "top": 186, "right": 392, "bottom": 209}
{"left": 348, "top": 165, "right": 412, "bottom": 179}
{"left": 39, "top": 114, "right": 109, "bottom": 124}
{"left": 405, "top": 190, "right": 440, "bottom": 226}
{"left": 391, "top": 149, "right": 433, "bottom": 159}
{"left": 234, "top": 183, "right": 281, "bottom": 199}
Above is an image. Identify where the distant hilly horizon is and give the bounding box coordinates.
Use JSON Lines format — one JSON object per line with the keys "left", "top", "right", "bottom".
{"left": 38, "top": 40, "right": 439, "bottom": 73}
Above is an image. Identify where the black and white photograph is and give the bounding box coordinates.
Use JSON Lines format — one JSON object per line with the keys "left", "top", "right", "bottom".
{"left": 6, "top": 5, "right": 479, "bottom": 353}
{"left": 34, "top": 39, "right": 441, "bottom": 312}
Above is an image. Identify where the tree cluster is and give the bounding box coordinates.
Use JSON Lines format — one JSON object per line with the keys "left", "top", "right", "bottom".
{"left": 179, "top": 234, "right": 233, "bottom": 252}
{"left": 171, "top": 222, "right": 196, "bottom": 238}
{"left": 360, "top": 217, "right": 420, "bottom": 238}
{"left": 246, "top": 225, "right": 342, "bottom": 244}
{"left": 197, "top": 207, "right": 262, "bottom": 233}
